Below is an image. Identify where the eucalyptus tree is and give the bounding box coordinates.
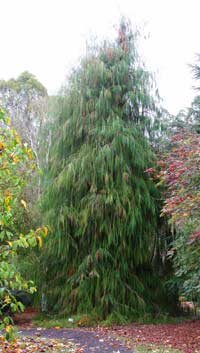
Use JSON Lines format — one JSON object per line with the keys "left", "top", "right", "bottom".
{"left": 187, "top": 58, "right": 200, "bottom": 133}
{"left": 0, "top": 72, "right": 48, "bottom": 183}
{"left": 42, "top": 20, "right": 165, "bottom": 318}
{"left": 0, "top": 73, "right": 48, "bottom": 243}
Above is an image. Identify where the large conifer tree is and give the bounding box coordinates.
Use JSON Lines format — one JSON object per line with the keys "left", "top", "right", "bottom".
{"left": 42, "top": 20, "right": 163, "bottom": 317}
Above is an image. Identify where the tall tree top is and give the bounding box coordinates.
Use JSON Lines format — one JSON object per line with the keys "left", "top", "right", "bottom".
{"left": 117, "top": 17, "right": 133, "bottom": 54}
{"left": 0, "top": 71, "right": 47, "bottom": 96}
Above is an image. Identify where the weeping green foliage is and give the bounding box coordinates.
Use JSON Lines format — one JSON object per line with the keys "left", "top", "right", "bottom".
{"left": 41, "top": 20, "right": 163, "bottom": 318}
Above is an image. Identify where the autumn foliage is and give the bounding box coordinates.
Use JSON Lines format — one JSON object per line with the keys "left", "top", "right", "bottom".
{"left": 147, "top": 131, "right": 200, "bottom": 300}
{"left": 0, "top": 108, "right": 48, "bottom": 339}
{"left": 160, "top": 132, "right": 200, "bottom": 235}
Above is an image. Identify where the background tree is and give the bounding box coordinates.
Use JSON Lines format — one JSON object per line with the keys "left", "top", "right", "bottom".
{"left": 41, "top": 20, "right": 170, "bottom": 319}
{"left": 0, "top": 71, "right": 48, "bottom": 198}
{"left": 170, "top": 55, "right": 200, "bottom": 135}
{"left": 186, "top": 56, "right": 200, "bottom": 133}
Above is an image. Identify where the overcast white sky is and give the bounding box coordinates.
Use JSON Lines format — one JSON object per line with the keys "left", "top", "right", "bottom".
{"left": 1, "top": 0, "right": 200, "bottom": 114}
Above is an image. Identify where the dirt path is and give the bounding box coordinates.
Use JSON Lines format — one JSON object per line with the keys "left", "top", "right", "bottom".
{"left": 19, "top": 327, "right": 134, "bottom": 353}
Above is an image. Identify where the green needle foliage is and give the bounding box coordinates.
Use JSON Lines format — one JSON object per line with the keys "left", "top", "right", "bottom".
{"left": 42, "top": 20, "right": 163, "bottom": 318}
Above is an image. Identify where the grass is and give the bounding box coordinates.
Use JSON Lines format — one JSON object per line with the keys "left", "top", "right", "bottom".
{"left": 33, "top": 312, "right": 195, "bottom": 329}
{"left": 134, "top": 314, "right": 196, "bottom": 325}
{"left": 134, "top": 345, "right": 184, "bottom": 353}
{"left": 33, "top": 313, "right": 98, "bottom": 328}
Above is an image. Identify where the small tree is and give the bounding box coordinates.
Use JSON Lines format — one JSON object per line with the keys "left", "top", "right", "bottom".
{"left": 0, "top": 108, "right": 47, "bottom": 339}
{"left": 42, "top": 20, "right": 166, "bottom": 318}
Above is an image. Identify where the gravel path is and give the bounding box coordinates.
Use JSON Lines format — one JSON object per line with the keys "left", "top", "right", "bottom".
{"left": 19, "top": 327, "right": 134, "bottom": 353}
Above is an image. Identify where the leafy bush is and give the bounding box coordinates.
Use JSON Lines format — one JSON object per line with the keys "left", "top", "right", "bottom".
{"left": 172, "top": 226, "right": 200, "bottom": 301}
{"left": 0, "top": 108, "right": 47, "bottom": 339}
{"left": 149, "top": 132, "right": 200, "bottom": 303}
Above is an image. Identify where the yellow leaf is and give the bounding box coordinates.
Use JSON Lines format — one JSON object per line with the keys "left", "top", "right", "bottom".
{"left": 28, "top": 148, "right": 33, "bottom": 160}
{"left": 0, "top": 142, "right": 6, "bottom": 149}
{"left": 37, "top": 235, "right": 43, "bottom": 248}
{"left": 13, "top": 156, "right": 19, "bottom": 164}
{"left": 5, "top": 325, "right": 12, "bottom": 333}
{"left": 8, "top": 241, "right": 13, "bottom": 247}
{"left": 15, "top": 135, "right": 21, "bottom": 145}
{"left": 44, "top": 226, "right": 48, "bottom": 236}
{"left": 7, "top": 116, "right": 11, "bottom": 125}
{"left": 21, "top": 199, "right": 27, "bottom": 209}
{"left": 5, "top": 197, "right": 11, "bottom": 205}
{"left": 4, "top": 295, "right": 11, "bottom": 304}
